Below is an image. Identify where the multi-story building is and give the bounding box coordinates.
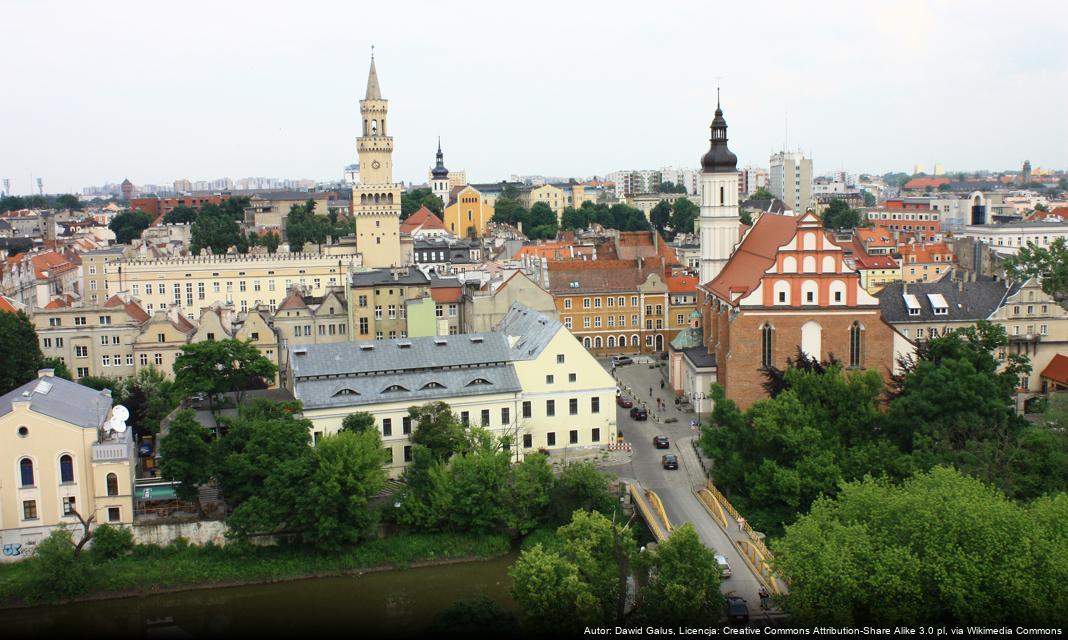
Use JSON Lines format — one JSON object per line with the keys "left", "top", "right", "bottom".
{"left": 399, "top": 206, "right": 449, "bottom": 240}
{"left": 688, "top": 211, "right": 911, "bottom": 410}
{"left": 1, "top": 372, "right": 135, "bottom": 560}
{"left": 878, "top": 274, "right": 1068, "bottom": 394}
{"left": 273, "top": 286, "right": 350, "bottom": 347}
{"left": 443, "top": 185, "right": 494, "bottom": 239}
{"left": 81, "top": 246, "right": 126, "bottom": 305}
{"left": 769, "top": 151, "right": 813, "bottom": 213}
{"left": 607, "top": 170, "right": 662, "bottom": 197}
{"left": 348, "top": 267, "right": 464, "bottom": 340}
{"left": 739, "top": 166, "right": 769, "bottom": 198}
{"left": 131, "top": 308, "right": 197, "bottom": 376}
{"left": 961, "top": 220, "right": 1068, "bottom": 256}
{"left": 898, "top": 242, "right": 956, "bottom": 283}
{"left": 33, "top": 294, "right": 149, "bottom": 381}
{"left": 130, "top": 195, "right": 230, "bottom": 224}
{"left": 103, "top": 253, "right": 356, "bottom": 317}
{"left": 412, "top": 237, "right": 481, "bottom": 269}
{"left": 463, "top": 270, "right": 557, "bottom": 334}
{"left": 853, "top": 254, "right": 901, "bottom": 293}
{"left": 659, "top": 167, "right": 699, "bottom": 195}
{"left": 288, "top": 304, "right": 616, "bottom": 478}
{"left": 1, "top": 251, "right": 81, "bottom": 310}
{"left": 243, "top": 192, "right": 334, "bottom": 240}
{"left": 863, "top": 208, "right": 942, "bottom": 242}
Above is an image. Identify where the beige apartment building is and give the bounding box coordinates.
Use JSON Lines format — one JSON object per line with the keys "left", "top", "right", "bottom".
{"left": 103, "top": 253, "right": 357, "bottom": 317}
{"left": 33, "top": 294, "right": 150, "bottom": 381}
{"left": 82, "top": 246, "right": 127, "bottom": 305}
{"left": 1, "top": 372, "right": 135, "bottom": 561}
{"left": 273, "top": 287, "right": 350, "bottom": 347}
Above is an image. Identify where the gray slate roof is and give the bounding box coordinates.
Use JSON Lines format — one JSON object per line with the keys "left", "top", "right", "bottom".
{"left": 350, "top": 267, "right": 431, "bottom": 287}
{"left": 290, "top": 332, "right": 513, "bottom": 379}
{"left": 294, "top": 364, "right": 520, "bottom": 410}
{"left": 0, "top": 375, "right": 112, "bottom": 428}
{"left": 498, "top": 302, "right": 562, "bottom": 361}
{"left": 877, "top": 277, "right": 1017, "bottom": 323}
{"left": 682, "top": 346, "right": 717, "bottom": 369}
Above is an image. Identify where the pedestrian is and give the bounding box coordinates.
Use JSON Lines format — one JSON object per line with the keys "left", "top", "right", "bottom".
{"left": 660, "top": 379, "right": 665, "bottom": 390}
{"left": 649, "top": 387, "right": 653, "bottom": 397}
{"left": 737, "top": 516, "right": 745, "bottom": 532}
{"left": 758, "top": 586, "right": 770, "bottom": 611}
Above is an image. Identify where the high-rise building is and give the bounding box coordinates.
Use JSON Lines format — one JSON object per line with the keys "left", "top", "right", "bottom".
{"left": 739, "top": 166, "right": 769, "bottom": 197}
{"left": 351, "top": 54, "right": 402, "bottom": 268}
{"left": 1022, "top": 160, "right": 1032, "bottom": 185}
{"left": 697, "top": 98, "right": 740, "bottom": 284}
{"left": 769, "top": 151, "right": 812, "bottom": 213}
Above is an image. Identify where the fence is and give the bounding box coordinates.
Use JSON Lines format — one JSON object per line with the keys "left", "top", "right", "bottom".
{"left": 699, "top": 479, "right": 786, "bottom": 594}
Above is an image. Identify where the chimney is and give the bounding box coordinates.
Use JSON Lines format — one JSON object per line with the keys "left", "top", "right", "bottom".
{"left": 37, "top": 368, "right": 54, "bottom": 378}
{"left": 902, "top": 281, "right": 908, "bottom": 295}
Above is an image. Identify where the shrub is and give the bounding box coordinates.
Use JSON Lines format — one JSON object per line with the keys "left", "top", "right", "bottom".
{"left": 27, "top": 528, "right": 90, "bottom": 601}
{"left": 90, "top": 524, "right": 135, "bottom": 561}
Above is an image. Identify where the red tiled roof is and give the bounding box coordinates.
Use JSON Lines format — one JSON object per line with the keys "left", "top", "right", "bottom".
{"left": 703, "top": 213, "right": 800, "bottom": 301}
{"left": 430, "top": 286, "right": 462, "bottom": 303}
{"left": 854, "top": 254, "right": 899, "bottom": 269}
{"left": 30, "top": 251, "right": 77, "bottom": 279}
{"left": 103, "top": 295, "right": 150, "bottom": 323}
{"left": 903, "top": 177, "right": 950, "bottom": 190}
{"left": 277, "top": 288, "right": 309, "bottom": 311}
{"left": 1041, "top": 354, "right": 1068, "bottom": 386}
{"left": 1026, "top": 207, "right": 1068, "bottom": 222}
{"left": 666, "top": 274, "right": 699, "bottom": 294}
{"left": 400, "top": 206, "right": 446, "bottom": 234}
{"left": 855, "top": 226, "right": 896, "bottom": 247}
{"left": 547, "top": 259, "right": 664, "bottom": 294}
{"left": 0, "top": 296, "right": 22, "bottom": 313}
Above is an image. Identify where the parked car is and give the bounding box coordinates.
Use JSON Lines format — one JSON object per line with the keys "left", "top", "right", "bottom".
{"left": 715, "top": 554, "right": 732, "bottom": 578}
{"left": 630, "top": 407, "right": 648, "bottom": 421}
{"left": 662, "top": 454, "right": 678, "bottom": 470}
{"left": 616, "top": 395, "right": 634, "bottom": 408}
{"left": 612, "top": 355, "right": 634, "bottom": 366}
{"left": 653, "top": 435, "right": 670, "bottom": 449}
{"left": 726, "top": 597, "right": 749, "bottom": 625}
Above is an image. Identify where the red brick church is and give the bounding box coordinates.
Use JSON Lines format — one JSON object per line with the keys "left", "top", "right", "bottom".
{"left": 694, "top": 211, "right": 911, "bottom": 410}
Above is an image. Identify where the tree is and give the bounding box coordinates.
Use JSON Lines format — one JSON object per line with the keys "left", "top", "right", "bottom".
{"left": 560, "top": 206, "right": 590, "bottom": 231}
{"left": 213, "top": 400, "right": 313, "bottom": 509}
{"left": 0, "top": 310, "right": 45, "bottom": 394}
{"left": 634, "top": 524, "right": 723, "bottom": 625}
{"left": 775, "top": 467, "right": 1068, "bottom": 626}
{"left": 89, "top": 523, "right": 134, "bottom": 561}
{"left": 861, "top": 190, "right": 877, "bottom": 207}
{"left": 189, "top": 203, "right": 242, "bottom": 254}
{"left": 1034, "top": 202, "right": 1049, "bottom": 213}
{"left": 109, "top": 210, "right": 152, "bottom": 244}
{"left": 506, "top": 453, "right": 554, "bottom": 535}
{"left": 401, "top": 188, "right": 443, "bottom": 218}
{"left": 1003, "top": 237, "right": 1068, "bottom": 300}
{"left": 5, "top": 237, "right": 33, "bottom": 256}
{"left": 159, "top": 410, "right": 213, "bottom": 515}
{"left": 26, "top": 528, "right": 90, "bottom": 601}
{"left": 548, "top": 462, "right": 616, "bottom": 525}
{"left": 285, "top": 199, "right": 333, "bottom": 250}
{"left": 1059, "top": 177, "right": 1068, "bottom": 192}
{"left": 408, "top": 401, "right": 466, "bottom": 462}
{"left": 0, "top": 195, "right": 27, "bottom": 212}
{"left": 490, "top": 196, "right": 527, "bottom": 227}
{"left": 658, "top": 180, "right": 687, "bottom": 194}
{"left": 172, "top": 339, "right": 278, "bottom": 413}
{"left": 751, "top": 186, "right": 776, "bottom": 200}
{"left": 162, "top": 205, "right": 198, "bottom": 224}
{"left": 510, "top": 510, "right": 635, "bottom": 633}
{"left": 649, "top": 200, "right": 672, "bottom": 234}
{"left": 821, "top": 199, "right": 861, "bottom": 230}
{"left": 55, "top": 194, "right": 82, "bottom": 211}
{"left": 445, "top": 429, "right": 513, "bottom": 532}
{"left": 41, "top": 357, "right": 71, "bottom": 380}
{"left": 340, "top": 412, "right": 376, "bottom": 434}
{"left": 669, "top": 198, "right": 699, "bottom": 236}
{"left": 288, "top": 429, "right": 388, "bottom": 547}
{"left": 526, "top": 202, "right": 559, "bottom": 239}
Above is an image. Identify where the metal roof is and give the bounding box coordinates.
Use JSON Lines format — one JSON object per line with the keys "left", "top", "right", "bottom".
{"left": 877, "top": 277, "right": 1017, "bottom": 323}
{"left": 0, "top": 375, "right": 112, "bottom": 428}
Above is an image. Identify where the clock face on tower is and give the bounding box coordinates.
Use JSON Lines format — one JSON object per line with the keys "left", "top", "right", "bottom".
{"left": 371, "top": 160, "right": 381, "bottom": 170}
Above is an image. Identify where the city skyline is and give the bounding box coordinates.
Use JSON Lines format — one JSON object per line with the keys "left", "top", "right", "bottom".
{"left": 2, "top": 0, "right": 1066, "bottom": 195}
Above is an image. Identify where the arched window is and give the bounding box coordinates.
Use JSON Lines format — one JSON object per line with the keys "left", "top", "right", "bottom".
{"left": 822, "top": 255, "right": 835, "bottom": 272}
{"left": 19, "top": 458, "right": 34, "bottom": 487}
{"left": 106, "top": 473, "right": 118, "bottom": 496}
{"left": 388, "top": 193, "right": 394, "bottom": 204}
{"left": 801, "top": 279, "right": 819, "bottom": 304}
{"left": 607, "top": 336, "right": 616, "bottom": 348}
{"left": 374, "top": 193, "right": 381, "bottom": 204}
{"left": 594, "top": 336, "right": 603, "bottom": 348}
{"left": 719, "top": 186, "right": 725, "bottom": 205}
{"left": 360, "top": 194, "right": 367, "bottom": 205}
{"left": 801, "top": 320, "right": 822, "bottom": 361}
{"left": 583, "top": 337, "right": 592, "bottom": 348}
{"left": 760, "top": 323, "right": 774, "bottom": 369}
{"left": 60, "top": 454, "right": 74, "bottom": 483}
{"left": 828, "top": 279, "right": 847, "bottom": 305}
{"left": 631, "top": 335, "right": 640, "bottom": 347}
{"left": 782, "top": 256, "right": 797, "bottom": 272}
{"left": 803, "top": 232, "right": 816, "bottom": 250}
{"left": 802, "top": 256, "right": 816, "bottom": 272}
{"left": 620, "top": 334, "right": 628, "bottom": 349}
{"left": 849, "top": 322, "right": 864, "bottom": 368}
{"left": 371, "top": 119, "right": 378, "bottom": 134}
{"left": 773, "top": 280, "right": 791, "bottom": 305}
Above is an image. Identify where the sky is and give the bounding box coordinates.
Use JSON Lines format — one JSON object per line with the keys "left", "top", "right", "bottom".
{"left": 1, "top": 0, "right": 1066, "bottom": 195}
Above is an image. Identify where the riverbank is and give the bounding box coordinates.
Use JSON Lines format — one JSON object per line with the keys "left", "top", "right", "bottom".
{"left": 0, "top": 532, "right": 511, "bottom": 609}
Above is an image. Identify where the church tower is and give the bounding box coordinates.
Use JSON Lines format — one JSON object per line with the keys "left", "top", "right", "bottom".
{"left": 352, "top": 53, "right": 402, "bottom": 268}
{"left": 697, "top": 95, "right": 740, "bottom": 284}
{"left": 431, "top": 138, "right": 451, "bottom": 207}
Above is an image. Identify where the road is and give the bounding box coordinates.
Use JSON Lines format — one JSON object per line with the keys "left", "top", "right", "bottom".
{"left": 601, "top": 357, "right": 779, "bottom": 618}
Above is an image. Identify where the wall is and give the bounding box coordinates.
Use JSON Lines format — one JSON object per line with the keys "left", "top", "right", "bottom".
{"left": 132, "top": 519, "right": 229, "bottom": 547}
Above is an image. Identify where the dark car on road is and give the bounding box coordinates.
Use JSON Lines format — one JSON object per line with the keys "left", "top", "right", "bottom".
{"left": 726, "top": 596, "right": 749, "bottom": 625}
{"left": 629, "top": 407, "right": 648, "bottom": 420}
{"left": 661, "top": 454, "right": 678, "bottom": 470}
{"left": 611, "top": 355, "right": 634, "bottom": 366}
{"left": 616, "top": 395, "right": 633, "bottom": 408}
{"left": 653, "top": 435, "right": 670, "bottom": 449}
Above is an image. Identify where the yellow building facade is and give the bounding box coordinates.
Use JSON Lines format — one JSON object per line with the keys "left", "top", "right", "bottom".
{"left": 443, "top": 185, "right": 494, "bottom": 239}
{"left": 1, "top": 372, "right": 135, "bottom": 560}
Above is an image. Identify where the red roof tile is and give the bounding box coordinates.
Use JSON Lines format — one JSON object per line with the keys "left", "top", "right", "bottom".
{"left": 903, "top": 177, "right": 950, "bottom": 190}
{"left": 400, "top": 206, "right": 446, "bottom": 234}
{"left": 703, "top": 214, "right": 800, "bottom": 301}
{"left": 1041, "top": 354, "right": 1068, "bottom": 386}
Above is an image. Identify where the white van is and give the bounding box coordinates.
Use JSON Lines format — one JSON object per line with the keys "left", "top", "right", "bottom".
{"left": 715, "top": 554, "right": 732, "bottom": 578}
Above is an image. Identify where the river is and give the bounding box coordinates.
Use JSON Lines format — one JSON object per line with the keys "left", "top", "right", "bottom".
{"left": 0, "top": 553, "right": 517, "bottom": 637}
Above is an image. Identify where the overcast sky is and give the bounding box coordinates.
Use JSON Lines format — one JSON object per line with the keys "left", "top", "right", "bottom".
{"left": 1, "top": 0, "right": 1065, "bottom": 195}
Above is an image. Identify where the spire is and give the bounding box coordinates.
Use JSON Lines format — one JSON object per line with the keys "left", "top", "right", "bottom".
{"left": 432, "top": 138, "right": 449, "bottom": 179}
{"left": 365, "top": 50, "right": 382, "bottom": 100}
{"left": 700, "top": 94, "right": 737, "bottom": 174}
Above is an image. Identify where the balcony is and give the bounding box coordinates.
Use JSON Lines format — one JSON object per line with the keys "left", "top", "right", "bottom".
{"left": 1008, "top": 333, "right": 1041, "bottom": 343}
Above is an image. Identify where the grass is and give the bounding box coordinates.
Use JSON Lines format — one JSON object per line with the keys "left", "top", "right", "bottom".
{"left": 0, "top": 532, "right": 511, "bottom": 607}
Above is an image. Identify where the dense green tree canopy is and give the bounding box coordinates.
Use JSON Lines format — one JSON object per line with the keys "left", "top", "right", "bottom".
{"left": 634, "top": 524, "right": 723, "bottom": 625}
{"left": 189, "top": 203, "right": 244, "bottom": 255}
{"left": 821, "top": 199, "right": 862, "bottom": 230}
{"left": 775, "top": 467, "right": 1068, "bottom": 626}
{"left": 162, "top": 205, "right": 197, "bottom": 224}
{"left": 159, "top": 410, "right": 213, "bottom": 512}
{"left": 340, "top": 412, "right": 376, "bottom": 434}
{"left": 285, "top": 199, "right": 336, "bottom": 250}
{"left": 648, "top": 200, "right": 672, "bottom": 234}
{"left": 55, "top": 194, "right": 83, "bottom": 210}
{"left": 172, "top": 339, "right": 278, "bottom": 411}
{"left": 401, "top": 187, "right": 443, "bottom": 218}
{"left": 0, "top": 310, "right": 47, "bottom": 394}
{"left": 109, "top": 210, "right": 152, "bottom": 244}
{"left": 750, "top": 186, "right": 775, "bottom": 201}
{"left": 1003, "top": 237, "right": 1068, "bottom": 300}
{"left": 669, "top": 198, "right": 699, "bottom": 236}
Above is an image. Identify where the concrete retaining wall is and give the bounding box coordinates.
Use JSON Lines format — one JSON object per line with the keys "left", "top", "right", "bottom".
{"left": 132, "top": 520, "right": 229, "bottom": 546}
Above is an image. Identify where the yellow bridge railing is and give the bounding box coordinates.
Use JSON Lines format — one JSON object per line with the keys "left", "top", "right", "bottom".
{"left": 628, "top": 483, "right": 668, "bottom": 542}
{"left": 645, "top": 489, "right": 672, "bottom": 535}
{"left": 697, "top": 480, "right": 787, "bottom": 595}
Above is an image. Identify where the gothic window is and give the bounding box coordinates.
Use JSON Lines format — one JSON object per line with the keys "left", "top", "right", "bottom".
{"left": 371, "top": 119, "right": 378, "bottom": 134}
{"left": 388, "top": 193, "right": 394, "bottom": 204}
{"left": 106, "top": 473, "right": 118, "bottom": 496}
{"left": 849, "top": 322, "right": 864, "bottom": 368}
{"left": 760, "top": 323, "right": 774, "bottom": 369}
{"left": 720, "top": 186, "right": 724, "bottom": 205}
{"left": 60, "top": 455, "right": 74, "bottom": 483}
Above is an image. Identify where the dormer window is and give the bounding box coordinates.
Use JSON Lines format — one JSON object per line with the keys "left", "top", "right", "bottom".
{"left": 383, "top": 385, "right": 409, "bottom": 393}
{"left": 466, "top": 378, "right": 492, "bottom": 386}
{"left": 332, "top": 388, "right": 360, "bottom": 397}
{"left": 421, "top": 382, "right": 446, "bottom": 390}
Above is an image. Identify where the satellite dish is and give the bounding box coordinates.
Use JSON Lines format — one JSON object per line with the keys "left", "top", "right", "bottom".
{"left": 108, "top": 405, "right": 129, "bottom": 434}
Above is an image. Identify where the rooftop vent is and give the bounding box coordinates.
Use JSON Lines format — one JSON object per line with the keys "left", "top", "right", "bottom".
{"left": 294, "top": 348, "right": 308, "bottom": 356}
{"left": 434, "top": 338, "right": 448, "bottom": 346}
{"left": 398, "top": 342, "right": 412, "bottom": 349}
{"left": 360, "top": 344, "right": 375, "bottom": 351}
{"left": 470, "top": 336, "right": 484, "bottom": 343}
{"left": 33, "top": 380, "right": 53, "bottom": 395}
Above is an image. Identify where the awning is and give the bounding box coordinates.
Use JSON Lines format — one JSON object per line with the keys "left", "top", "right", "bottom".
{"left": 136, "top": 484, "right": 178, "bottom": 501}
